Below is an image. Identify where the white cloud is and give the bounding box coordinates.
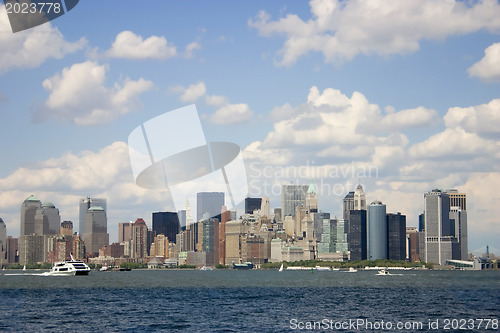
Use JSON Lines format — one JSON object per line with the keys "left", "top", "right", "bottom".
{"left": 184, "top": 41, "right": 201, "bottom": 59}
{"left": 177, "top": 81, "right": 207, "bottom": 103}
{"left": 249, "top": 0, "right": 500, "bottom": 66}
{"left": 468, "top": 43, "right": 500, "bottom": 82}
{"left": 205, "top": 94, "right": 229, "bottom": 107}
{"left": 105, "top": 31, "right": 177, "bottom": 60}
{"left": 36, "top": 61, "right": 153, "bottom": 125}
{"left": 0, "top": 6, "right": 86, "bottom": 74}
{"left": 210, "top": 103, "right": 254, "bottom": 125}
{"left": 444, "top": 99, "right": 500, "bottom": 138}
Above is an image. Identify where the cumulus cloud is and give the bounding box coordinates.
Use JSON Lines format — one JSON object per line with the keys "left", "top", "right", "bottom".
{"left": 172, "top": 81, "right": 207, "bottom": 103}
{"left": 0, "top": 6, "right": 86, "bottom": 74}
{"left": 184, "top": 41, "right": 201, "bottom": 59}
{"left": 209, "top": 103, "right": 253, "bottom": 125}
{"left": 444, "top": 99, "right": 500, "bottom": 138}
{"left": 468, "top": 43, "right": 500, "bottom": 82}
{"left": 249, "top": 0, "right": 500, "bottom": 66}
{"left": 35, "top": 61, "right": 153, "bottom": 125}
{"left": 105, "top": 31, "right": 177, "bottom": 60}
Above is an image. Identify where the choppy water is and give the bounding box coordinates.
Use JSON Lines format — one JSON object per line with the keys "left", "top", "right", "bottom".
{"left": 1, "top": 270, "right": 499, "bottom": 332}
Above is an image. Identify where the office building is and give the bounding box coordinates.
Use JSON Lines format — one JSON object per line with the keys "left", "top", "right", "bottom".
{"left": 368, "top": 201, "right": 387, "bottom": 260}
{"left": 343, "top": 191, "right": 355, "bottom": 222}
{"left": 202, "top": 217, "right": 219, "bottom": 266}
{"left": 60, "top": 221, "right": 73, "bottom": 236}
{"left": 6, "top": 236, "right": 18, "bottom": 263}
{"left": 354, "top": 184, "right": 366, "bottom": 210}
{"left": 245, "top": 197, "right": 262, "bottom": 214}
{"left": 305, "top": 182, "right": 318, "bottom": 213}
{"left": 20, "top": 195, "right": 42, "bottom": 235}
{"left": 0, "top": 218, "right": 5, "bottom": 264}
{"left": 79, "top": 197, "right": 107, "bottom": 234}
{"left": 449, "top": 207, "right": 468, "bottom": 260}
{"left": 348, "top": 210, "right": 367, "bottom": 261}
{"left": 197, "top": 192, "right": 224, "bottom": 222}
{"left": 19, "top": 234, "right": 46, "bottom": 265}
{"left": 387, "top": 213, "right": 406, "bottom": 260}
{"left": 445, "top": 189, "right": 466, "bottom": 210}
{"left": 152, "top": 212, "right": 180, "bottom": 244}
{"left": 334, "top": 219, "right": 349, "bottom": 253}
{"left": 81, "top": 206, "right": 109, "bottom": 255}
{"left": 219, "top": 207, "right": 231, "bottom": 265}
{"left": 424, "top": 190, "right": 459, "bottom": 265}
{"left": 260, "top": 197, "right": 270, "bottom": 218}
{"left": 34, "top": 202, "right": 61, "bottom": 235}
{"left": 406, "top": 227, "right": 420, "bottom": 262}
{"left": 281, "top": 184, "right": 309, "bottom": 218}
{"left": 177, "top": 210, "right": 186, "bottom": 229}
{"left": 118, "top": 222, "right": 133, "bottom": 243}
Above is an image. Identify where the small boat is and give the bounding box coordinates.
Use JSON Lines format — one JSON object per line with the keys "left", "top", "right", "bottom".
{"left": 315, "top": 266, "right": 331, "bottom": 271}
{"left": 279, "top": 263, "right": 284, "bottom": 272}
{"left": 99, "top": 264, "right": 109, "bottom": 272}
{"left": 23, "top": 265, "right": 26, "bottom": 271}
{"left": 343, "top": 267, "right": 357, "bottom": 272}
{"left": 377, "top": 269, "right": 391, "bottom": 275}
{"left": 200, "top": 266, "right": 213, "bottom": 271}
{"left": 232, "top": 261, "right": 254, "bottom": 270}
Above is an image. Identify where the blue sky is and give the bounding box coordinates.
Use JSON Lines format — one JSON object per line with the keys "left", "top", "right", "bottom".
{"left": 0, "top": 0, "right": 499, "bottom": 252}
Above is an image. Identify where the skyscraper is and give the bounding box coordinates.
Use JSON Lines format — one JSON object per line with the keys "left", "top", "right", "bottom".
{"left": 281, "top": 184, "right": 309, "bottom": 218}
{"left": 348, "top": 210, "right": 367, "bottom": 261}
{"left": 81, "top": 206, "right": 109, "bottom": 255}
{"left": 387, "top": 213, "right": 406, "bottom": 260}
{"left": 445, "top": 189, "right": 466, "bottom": 210}
{"left": 368, "top": 201, "right": 387, "bottom": 260}
{"left": 342, "top": 191, "right": 355, "bottom": 222}
{"left": 449, "top": 207, "right": 468, "bottom": 260}
{"left": 424, "top": 190, "right": 458, "bottom": 265}
{"left": 20, "top": 195, "right": 42, "bottom": 235}
{"left": 79, "top": 197, "right": 107, "bottom": 234}
{"left": 132, "top": 218, "right": 148, "bottom": 259}
{"left": 34, "top": 202, "right": 61, "bottom": 235}
{"left": 197, "top": 192, "right": 224, "bottom": 222}
{"left": 0, "top": 218, "right": 6, "bottom": 264}
{"left": 260, "top": 197, "right": 270, "bottom": 218}
{"left": 202, "top": 217, "right": 219, "bottom": 266}
{"left": 118, "top": 222, "right": 133, "bottom": 243}
{"left": 152, "top": 212, "right": 180, "bottom": 243}
{"left": 245, "top": 197, "right": 262, "bottom": 214}
{"left": 305, "top": 182, "right": 318, "bottom": 213}
{"left": 354, "top": 184, "right": 366, "bottom": 210}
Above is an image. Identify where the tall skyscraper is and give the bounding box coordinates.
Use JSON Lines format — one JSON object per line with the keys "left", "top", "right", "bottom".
{"left": 60, "top": 221, "right": 73, "bottom": 236}
{"left": 348, "top": 210, "right": 367, "bottom": 261}
{"left": 34, "top": 202, "right": 61, "bottom": 235}
{"left": 445, "top": 189, "right": 466, "bottom": 210}
{"left": 202, "top": 217, "right": 219, "bottom": 266}
{"left": 132, "top": 218, "right": 148, "bottom": 259}
{"left": 197, "top": 192, "right": 224, "bottom": 222}
{"left": 342, "top": 191, "right": 355, "bottom": 222}
{"left": 281, "top": 184, "right": 309, "bottom": 218}
{"left": 424, "top": 190, "right": 458, "bottom": 265}
{"left": 219, "top": 206, "right": 231, "bottom": 265}
{"left": 245, "top": 197, "right": 262, "bottom": 214}
{"left": 305, "top": 182, "right": 318, "bottom": 213}
{"left": 177, "top": 210, "right": 186, "bottom": 229}
{"left": 387, "top": 213, "right": 406, "bottom": 260}
{"left": 6, "top": 236, "right": 18, "bottom": 263}
{"left": 449, "top": 207, "right": 468, "bottom": 260}
{"left": 118, "top": 222, "right": 133, "bottom": 243}
{"left": 20, "top": 195, "right": 42, "bottom": 235}
{"left": 260, "top": 197, "right": 270, "bottom": 218}
{"left": 0, "top": 218, "right": 6, "bottom": 264}
{"left": 79, "top": 197, "right": 107, "bottom": 234}
{"left": 354, "top": 184, "right": 366, "bottom": 210}
{"left": 152, "top": 212, "right": 180, "bottom": 243}
{"left": 368, "top": 201, "right": 387, "bottom": 260}
{"left": 81, "top": 206, "right": 109, "bottom": 255}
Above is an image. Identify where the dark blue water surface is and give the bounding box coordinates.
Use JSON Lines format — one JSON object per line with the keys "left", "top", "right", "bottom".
{"left": 0, "top": 270, "right": 498, "bottom": 332}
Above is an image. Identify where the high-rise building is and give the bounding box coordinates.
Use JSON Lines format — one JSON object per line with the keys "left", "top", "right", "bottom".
{"left": 348, "top": 210, "right": 367, "bottom": 261}
{"left": 445, "top": 189, "right": 466, "bottom": 210}
{"left": 281, "top": 184, "right": 309, "bottom": 218}
{"left": 197, "top": 192, "right": 224, "bottom": 222}
{"left": 334, "top": 219, "right": 349, "bottom": 253}
{"left": 424, "top": 190, "right": 459, "bottom": 265}
{"left": 305, "top": 182, "right": 318, "bottom": 213}
{"left": 152, "top": 212, "right": 180, "bottom": 244}
{"left": 34, "top": 202, "right": 61, "bottom": 235}
{"left": 79, "top": 197, "right": 107, "bottom": 234}
{"left": 0, "top": 218, "right": 6, "bottom": 264}
{"left": 132, "top": 218, "right": 148, "bottom": 259}
{"left": 260, "top": 197, "right": 270, "bottom": 218}
{"left": 418, "top": 212, "right": 425, "bottom": 232}
{"left": 151, "top": 234, "right": 169, "bottom": 258}
{"left": 20, "top": 195, "right": 42, "bottom": 235}
{"left": 219, "top": 207, "right": 231, "bottom": 265}
{"left": 81, "top": 206, "right": 109, "bottom": 255}
{"left": 60, "top": 221, "right": 73, "bottom": 236}
{"left": 406, "top": 227, "right": 420, "bottom": 262}
{"left": 368, "top": 201, "right": 387, "bottom": 260}
{"left": 202, "top": 217, "right": 219, "bottom": 266}
{"left": 19, "top": 234, "right": 46, "bottom": 265}
{"left": 177, "top": 210, "right": 186, "bottom": 229}
{"left": 6, "top": 236, "right": 18, "bottom": 263}
{"left": 342, "top": 191, "right": 355, "bottom": 222}
{"left": 118, "top": 222, "right": 133, "bottom": 243}
{"left": 387, "top": 213, "right": 406, "bottom": 260}
{"left": 245, "top": 197, "right": 262, "bottom": 214}
{"left": 354, "top": 184, "right": 367, "bottom": 211}
{"left": 318, "top": 219, "right": 335, "bottom": 254}
{"left": 449, "top": 207, "right": 468, "bottom": 260}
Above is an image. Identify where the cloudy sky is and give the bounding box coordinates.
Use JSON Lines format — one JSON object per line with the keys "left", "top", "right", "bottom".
{"left": 0, "top": 0, "right": 499, "bottom": 252}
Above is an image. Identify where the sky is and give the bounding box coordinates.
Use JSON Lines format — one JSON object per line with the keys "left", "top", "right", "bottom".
{"left": 0, "top": 0, "right": 499, "bottom": 252}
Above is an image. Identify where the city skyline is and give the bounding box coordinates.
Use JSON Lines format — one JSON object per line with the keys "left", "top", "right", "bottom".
{"left": 0, "top": 1, "right": 499, "bottom": 251}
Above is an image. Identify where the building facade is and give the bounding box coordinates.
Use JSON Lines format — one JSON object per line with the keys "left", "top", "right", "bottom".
{"left": 152, "top": 212, "right": 180, "bottom": 244}
{"left": 368, "top": 201, "right": 387, "bottom": 260}
{"left": 281, "top": 184, "right": 309, "bottom": 218}
{"left": 387, "top": 213, "right": 406, "bottom": 260}
{"left": 197, "top": 192, "right": 224, "bottom": 222}
{"left": 348, "top": 210, "right": 367, "bottom": 261}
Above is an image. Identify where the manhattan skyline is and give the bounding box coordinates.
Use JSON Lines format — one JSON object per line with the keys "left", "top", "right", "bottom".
{"left": 0, "top": 1, "right": 499, "bottom": 251}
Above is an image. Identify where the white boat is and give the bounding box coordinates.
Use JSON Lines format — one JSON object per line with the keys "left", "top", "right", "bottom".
{"left": 23, "top": 265, "right": 26, "bottom": 271}
{"left": 343, "top": 267, "right": 357, "bottom": 272}
{"left": 66, "top": 254, "right": 91, "bottom": 275}
{"left": 279, "top": 264, "right": 284, "bottom": 272}
{"left": 99, "top": 264, "right": 109, "bottom": 272}
{"left": 200, "top": 266, "right": 213, "bottom": 271}
{"left": 38, "top": 262, "right": 77, "bottom": 276}
{"left": 377, "top": 269, "right": 391, "bottom": 275}
{"left": 315, "top": 266, "right": 331, "bottom": 271}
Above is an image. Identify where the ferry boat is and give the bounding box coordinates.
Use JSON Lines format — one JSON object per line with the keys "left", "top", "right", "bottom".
{"left": 39, "top": 262, "right": 77, "bottom": 276}
{"left": 377, "top": 269, "right": 391, "bottom": 275}
{"left": 232, "top": 261, "right": 254, "bottom": 270}
{"left": 66, "top": 259, "right": 91, "bottom": 275}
